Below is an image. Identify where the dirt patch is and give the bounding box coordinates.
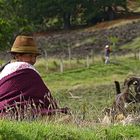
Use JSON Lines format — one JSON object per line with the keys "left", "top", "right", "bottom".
{"left": 34, "top": 19, "right": 140, "bottom": 58}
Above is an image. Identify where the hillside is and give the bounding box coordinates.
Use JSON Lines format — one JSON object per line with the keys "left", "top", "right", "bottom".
{"left": 35, "top": 17, "right": 140, "bottom": 58}
{"left": 34, "top": 1, "right": 140, "bottom": 58}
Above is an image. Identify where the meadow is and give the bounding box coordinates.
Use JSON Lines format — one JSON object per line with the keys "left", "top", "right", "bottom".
{"left": 0, "top": 120, "right": 140, "bottom": 140}
{"left": 35, "top": 52, "right": 140, "bottom": 120}
{"left": 1, "top": 53, "right": 140, "bottom": 139}
{"left": 0, "top": 1, "right": 140, "bottom": 138}
{"left": 1, "top": 37, "right": 140, "bottom": 139}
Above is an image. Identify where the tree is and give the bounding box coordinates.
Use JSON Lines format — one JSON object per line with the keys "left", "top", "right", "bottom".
{"left": 81, "top": 0, "right": 127, "bottom": 24}
{"left": 36, "top": 0, "right": 82, "bottom": 29}
{"left": 0, "top": 0, "right": 128, "bottom": 50}
{"left": 0, "top": 0, "right": 35, "bottom": 50}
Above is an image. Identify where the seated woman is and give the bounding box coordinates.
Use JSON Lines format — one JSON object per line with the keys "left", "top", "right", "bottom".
{"left": 0, "top": 35, "right": 68, "bottom": 118}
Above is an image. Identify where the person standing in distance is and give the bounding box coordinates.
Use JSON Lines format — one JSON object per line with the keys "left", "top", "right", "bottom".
{"left": 105, "top": 45, "right": 111, "bottom": 64}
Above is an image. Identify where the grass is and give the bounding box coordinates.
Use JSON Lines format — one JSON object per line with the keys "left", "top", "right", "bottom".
{"left": 122, "top": 37, "right": 140, "bottom": 50}
{"left": 1, "top": 13, "right": 140, "bottom": 139}
{"left": 128, "top": 0, "right": 140, "bottom": 12}
{"left": 36, "top": 55, "right": 140, "bottom": 91}
{"left": 0, "top": 120, "right": 140, "bottom": 140}
{"left": 0, "top": 120, "right": 96, "bottom": 140}
{"left": 33, "top": 54, "right": 140, "bottom": 121}
{"left": 1, "top": 52, "right": 140, "bottom": 139}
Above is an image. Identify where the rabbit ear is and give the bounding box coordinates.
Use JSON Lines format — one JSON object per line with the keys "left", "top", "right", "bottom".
{"left": 114, "top": 81, "right": 121, "bottom": 94}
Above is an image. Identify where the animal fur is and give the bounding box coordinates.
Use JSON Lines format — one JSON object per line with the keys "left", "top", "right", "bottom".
{"left": 113, "top": 77, "right": 140, "bottom": 116}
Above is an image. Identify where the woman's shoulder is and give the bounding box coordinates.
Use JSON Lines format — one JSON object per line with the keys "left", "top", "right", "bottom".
{"left": 5, "top": 62, "right": 34, "bottom": 71}
{"left": 0, "top": 62, "right": 38, "bottom": 80}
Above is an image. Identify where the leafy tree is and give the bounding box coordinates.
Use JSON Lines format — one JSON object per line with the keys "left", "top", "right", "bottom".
{"left": 0, "top": 0, "right": 34, "bottom": 50}
{"left": 0, "top": 0, "right": 128, "bottom": 50}
{"left": 36, "top": 0, "right": 82, "bottom": 29}
{"left": 81, "top": 0, "right": 127, "bottom": 24}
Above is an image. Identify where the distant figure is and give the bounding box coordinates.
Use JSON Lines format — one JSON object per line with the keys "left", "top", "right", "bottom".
{"left": 105, "top": 45, "right": 111, "bottom": 64}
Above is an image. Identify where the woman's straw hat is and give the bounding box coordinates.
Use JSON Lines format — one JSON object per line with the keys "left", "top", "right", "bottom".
{"left": 10, "top": 35, "right": 40, "bottom": 55}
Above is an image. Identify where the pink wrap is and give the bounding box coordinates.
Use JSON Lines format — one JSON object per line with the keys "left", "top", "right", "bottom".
{"left": 0, "top": 65, "right": 68, "bottom": 116}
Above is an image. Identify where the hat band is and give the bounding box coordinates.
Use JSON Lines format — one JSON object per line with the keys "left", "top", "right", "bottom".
{"left": 11, "top": 46, "right": 39, "bottom": 54}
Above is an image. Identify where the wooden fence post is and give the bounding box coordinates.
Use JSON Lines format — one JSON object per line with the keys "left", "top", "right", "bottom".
{"left": 60, "top": 57, "right": 64, "bottom": 73}
{"left": 44, "top": 50, "right": 48, "bottom": 71}
{"left": 90, "top": 49, "right": 94, "bottom": 64}
{"left": 138, "top": 49, "right": 140, "bottom": 60}
{"left": 68, "top": 47, "right": 72, "bottom": 67}
{"left": 134, "top": 50, "right": 137, "bottom": 59}
{"left": 86, "top": 55, "right": 90, "bottom": 68}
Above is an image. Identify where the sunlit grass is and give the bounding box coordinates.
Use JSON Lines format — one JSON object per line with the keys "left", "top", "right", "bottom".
{"left": 0, "top": 120, "right": 140, "bottom": 140}
{"left": 33, "top": 55, "right": 140, "bottom": 121}
{"left": 128, "top": 0, "right": 140, "bottom": 12}
{"left": 122, "top": 37, "right": 140, "bottom": 50}
{"left": 35, "top": 56, "right": 140, "bottom": 92}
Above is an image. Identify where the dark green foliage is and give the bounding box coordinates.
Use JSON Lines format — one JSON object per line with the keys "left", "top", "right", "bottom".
{"left": 0, "top": 0, "right": 34, "bottom": 50}
{"left": 0, "top": 0, "right": 128, "bottom": 50}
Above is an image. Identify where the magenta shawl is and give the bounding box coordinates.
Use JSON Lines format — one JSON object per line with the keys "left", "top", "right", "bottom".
{"left": 0, "top": 68, "right": 67, "bottom": 115}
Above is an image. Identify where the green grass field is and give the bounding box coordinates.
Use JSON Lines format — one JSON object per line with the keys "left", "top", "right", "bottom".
{"left": 1, "top": 53, "right": 140, "bottom": 139}
{"left": 34, "top": 54, "right": 140, "bottom": 120}
{"left": 1, "top": 55, "right": 140, "bottom": 139}
{"left": 1, "top": 30, "right": 140, "bottom": 140}
{"left": 0, "top": 120, "right": 140, "bottom": 140}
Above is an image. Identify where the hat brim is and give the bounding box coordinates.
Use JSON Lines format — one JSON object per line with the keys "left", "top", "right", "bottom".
{"left": 8, "top": 50, "right": 41, "bottom": 55}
